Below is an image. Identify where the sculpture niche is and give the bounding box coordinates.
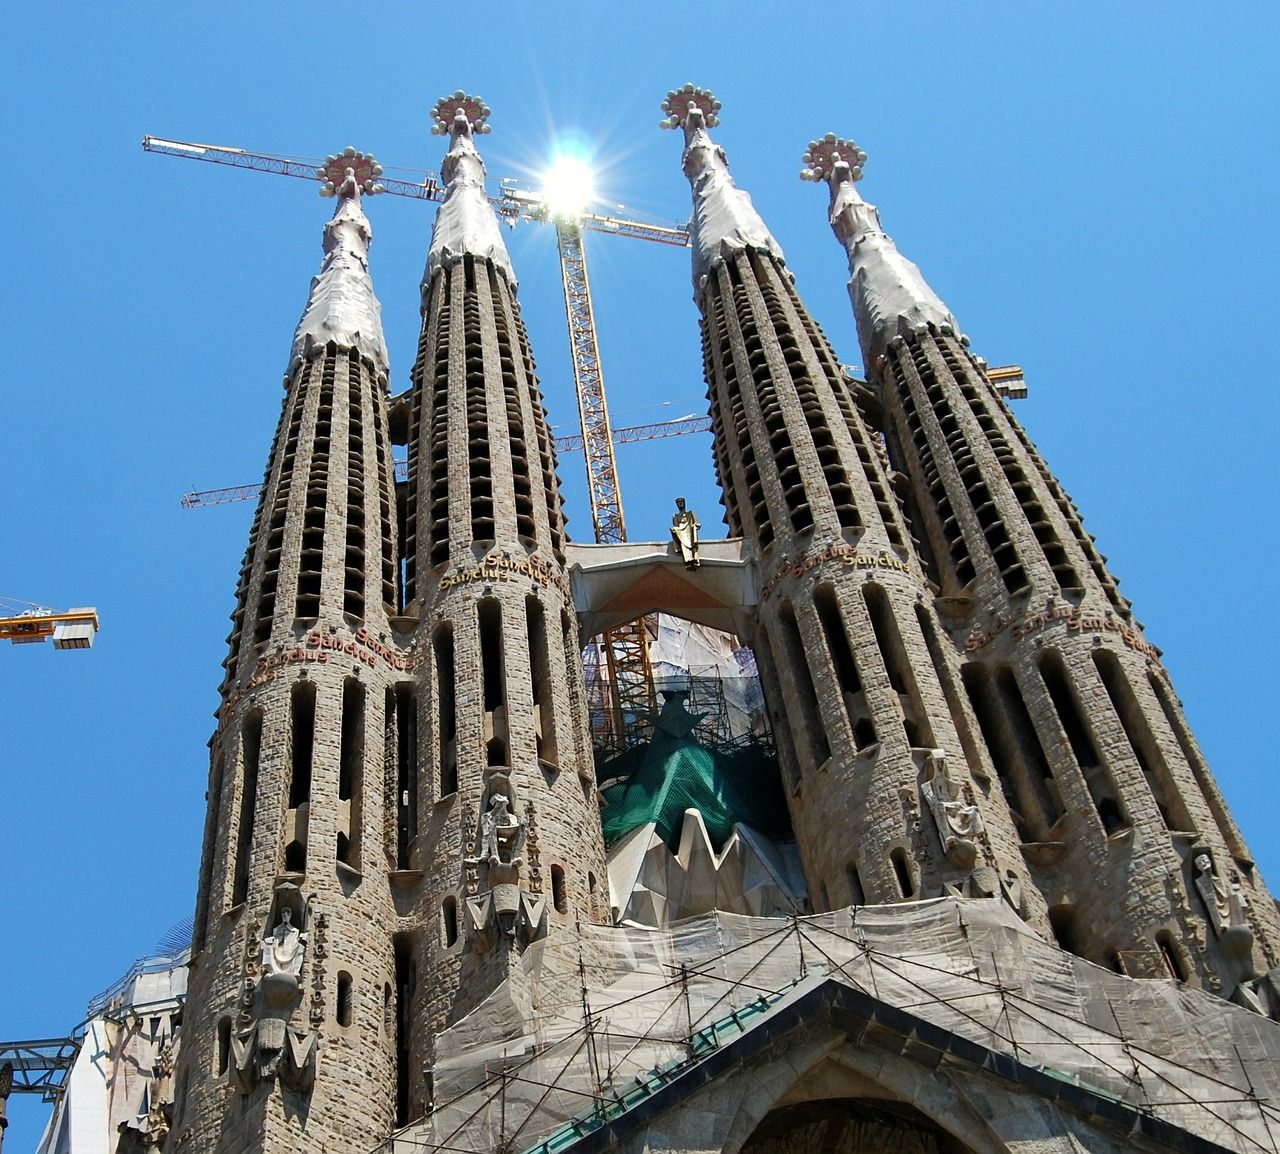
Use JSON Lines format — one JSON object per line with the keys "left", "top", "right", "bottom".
{"left": 464, "top": 788, "right": 547, "bottom": 953}
{"left": 231, "top": 890, "right": 318, "bottom": 1094}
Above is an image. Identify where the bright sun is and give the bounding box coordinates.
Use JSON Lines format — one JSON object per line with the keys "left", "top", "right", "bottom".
{"left": 541, "top": 153, "right": 595, "bottom": 217}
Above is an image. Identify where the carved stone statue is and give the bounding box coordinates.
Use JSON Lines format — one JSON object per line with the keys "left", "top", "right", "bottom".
{"left": 478, "top": 793, "right": 527, "bottom": 868}
{"left": 262, "top": 907, "right": 306, "bottom": 979}
{"left": 670, "top": 497, "right": 701, "bottom": 570}
{"left": 920, "top": 749, "right": 983, "bottom": 869}
{"left": 1193, "top": 851, "right": 1254, "bottom": 960}
{"left": 464, "top": 790, "right": 545, "bottom": 953}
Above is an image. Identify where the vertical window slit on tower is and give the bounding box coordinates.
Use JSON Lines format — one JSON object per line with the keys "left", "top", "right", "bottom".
{"left": 1147, "top": 671, "right": 1247, "bottom": 858}
{"left": 942, "top": 341, "right": 1083, "bottom": 593}
{"left": 295, "top": 351, "right": 335, "bottom": 619}
{"left": 752, "top": 630, "right": 801, "bottom": 793}
{"left": 846, "top": 861, "right": 866, "bottom": 905}
{"left": 394, "top": 683, "right": 417, "bottom": 869}
{"left": 192, "top": 752, "right": 225, "bottom": 950}
{"left": 392, "top": 932, "right": 415, "bottom": 1126}
{"left": 864, "top": 583, "right": 934, "bottom": 748}
{"left": 231, "top": 710, "right": 262, "bottom": 907}
{"left": 916, "top": 603, "right": 984, "bottom": 775}
{"left": 442, "top": 896, "right": 458, "bottom": 946}
{"left": 512, "top": 307, "right": 566, "bottom": 560}
{"left": 338, "top": 678, "right": 365, "bottom": 869}
{"left": 774, "top": 602, "right": 830, "bottom": 770}
{"left": 758, "top": 260, "right": 861, "bottom": 534}
{"left": 1092, "top": 650, "right": 1192, "bottom": 832}
{"left": 551, "top": 864, "right": 568, "bottom": 913}
{"left": 434, "top": 625, "right": 458, "bottom": 796}
{"left": 1007, "top": 404, "right": 1130, "bottom": 616}
{"left": 891, "top": 848, "right": 915, "bottom": 899}
{"left": 216, "top": 1017, "right": 231, "bottom": 1075}
{"left": 730, "top": 263, "right": 807, "bottom": 539}
{"left": 1048, "top": 905, "right": 1085, "bottom": 959}
{"left": 813, "top": 583, "right": 874, "bottom": 749}
{"left": 285, "top": 680, "right": 316, "bottom": 872}
{"left": 336, "top": 971, "right": 353, "bottom": 1027}
{"left": 962, "top": 664, "right": 1061, "bottom": 840}
{"left": 1038, "top": 650, "right": 1127, "bottom": 833}
{"left": 526, "top": 596, "right": 558, "bottom": 766}
{"left": 1157, "top": 931, "right": 1187, "bottom": 981}
{"left": 479, "top": 599, "right": 508, "bottom": 766}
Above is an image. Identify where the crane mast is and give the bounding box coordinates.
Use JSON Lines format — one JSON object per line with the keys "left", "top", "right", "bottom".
{"left": 554, "top": 217, "right": 653, "bottom": 743}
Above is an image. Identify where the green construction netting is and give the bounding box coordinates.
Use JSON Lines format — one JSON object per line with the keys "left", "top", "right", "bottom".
{"left": 599, "top": 730, "right": 792, "bottom": 853}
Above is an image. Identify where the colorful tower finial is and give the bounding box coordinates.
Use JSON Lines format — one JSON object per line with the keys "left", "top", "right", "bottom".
{"left": 316, "top": 146, "right": 385, "bottom": 199}
{"left": 801, "top": 130, "right": 956, "bottom": 361}
{"left": 289, "top": 146, "right": 389, "bottom": 378}
{"left": 800, "top": 133, "right": 867, "bottom": 184}
{"left": 430, "top": 90, "right": 492, "bottom": 136}
{"left": 660, "top": 83, "right": 721, "bottom": 131}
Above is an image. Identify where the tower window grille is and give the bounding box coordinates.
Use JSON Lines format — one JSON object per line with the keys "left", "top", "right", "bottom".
{"left": 295, "top": 352, "right": 335, "bottom": 620}
{"left": 490, "top": 265, "right": 537, "bottom": 548}
{"left": 462, "top": 259, "right": 495, "bottom": 546}
{"left": 343, "top": 351, "right": 368, "bottom": 621}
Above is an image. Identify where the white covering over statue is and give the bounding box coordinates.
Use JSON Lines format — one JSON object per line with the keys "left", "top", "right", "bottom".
{"left": 921, "top": 749, "right": 984, "bottom": 869}
{"left": 261, "top": 907, "right": 306, "bottom": 979}
{"left": 671, "top": 497, "right": 701, "bottom": 570}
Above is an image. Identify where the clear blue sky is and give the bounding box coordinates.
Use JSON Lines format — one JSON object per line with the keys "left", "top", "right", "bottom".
{"left": 3, "top": 3, "right": 1278, "bottom": 1146}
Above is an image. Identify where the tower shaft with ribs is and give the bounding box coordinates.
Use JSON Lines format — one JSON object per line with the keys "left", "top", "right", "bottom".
{"left": 803, "top": 130, "right": 1280, "bottom": 992}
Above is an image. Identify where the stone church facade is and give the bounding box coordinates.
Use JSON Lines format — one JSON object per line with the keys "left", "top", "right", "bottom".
{"left": 159, "top": 89, "right": 1280, "bottom": 1154}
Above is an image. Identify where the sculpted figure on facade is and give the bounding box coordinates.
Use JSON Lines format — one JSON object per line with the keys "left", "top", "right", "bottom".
{"left": 921, "top": 749, "right": 983, "bottom": 869}
{"left": 465, "top": 788, "right": 546, "bottom": 952}
{"left": 261, "top": 906, "right": 306, "bottom": 979}
{"left": 671, "top": 497, "right": 701, "bottom": 570}
{"left": 232, "top": 893, "right": 318, "bottom": 1094}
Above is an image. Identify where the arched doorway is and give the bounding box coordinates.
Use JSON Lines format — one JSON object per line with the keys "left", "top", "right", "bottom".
{"left": 739, "top": 1097, "right": 970, "bottom": 1154}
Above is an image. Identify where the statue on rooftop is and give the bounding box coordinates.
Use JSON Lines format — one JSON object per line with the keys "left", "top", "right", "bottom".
{"left": 671, "top": 497, "right": 701, "bottom": 570}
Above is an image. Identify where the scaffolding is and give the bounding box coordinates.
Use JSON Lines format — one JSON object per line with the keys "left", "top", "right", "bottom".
{"left": 380, "top": 898, "right": 1280, "bottom": 1154}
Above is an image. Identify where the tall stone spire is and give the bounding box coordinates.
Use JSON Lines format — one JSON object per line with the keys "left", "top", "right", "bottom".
{"left": 805, "top": 133, "right": 1280, "bottom": 997}
{"left": 661, "top": 88, "right": 1031, "bottom": 922}
{"left": 424, "top": 90, "right": 515, "bottom": 288}
{"left": 661, "top": 83, "right": 784, "bottom": 286}
{"left": 801, "top": 134, "right": 957, "bottom": 365}
{"left": 289, "top": 147, "right": 390, "bottom": 377}
{"left": 397, "top": 92, "right": 606, "bottom": 1126}
{"left": 177, "top": 149, "right": 404, "bottom": 1153}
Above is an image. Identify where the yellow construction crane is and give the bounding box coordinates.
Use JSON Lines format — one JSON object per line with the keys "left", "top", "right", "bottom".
{"left": 0, "top": 596, "right": 98, "bottom": 649}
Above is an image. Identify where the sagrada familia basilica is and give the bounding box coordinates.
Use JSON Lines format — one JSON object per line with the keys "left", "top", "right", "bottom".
{"left": 26, "top": 86, "right": 1280, "bottom": 1154}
